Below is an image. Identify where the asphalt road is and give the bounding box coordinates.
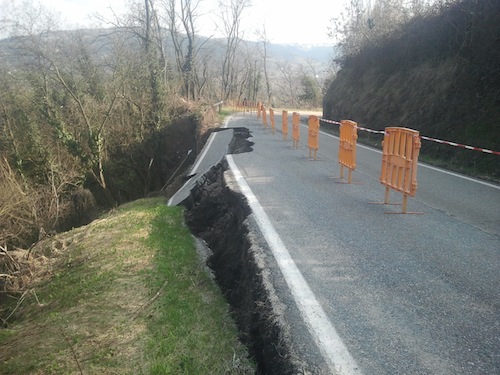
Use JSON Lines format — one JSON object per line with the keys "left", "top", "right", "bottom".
{"left": 225, "top": 113, "right": 499, "bottom": 374}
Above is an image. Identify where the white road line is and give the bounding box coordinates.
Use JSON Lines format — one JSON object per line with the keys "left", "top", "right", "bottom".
{"left": 417, "top": 163, "right": 500, "bottom": 189}
{"left": 191, "top": 116, "right": 232, "bottom": 173}
{"left": 227, "top": 154, "right": 362, "bottom": 375}
{"left": 190, "top": 131, "right": 217, "bottom": 174}
{"left": 167, "top": 117, "right": 234, "bottom": 206}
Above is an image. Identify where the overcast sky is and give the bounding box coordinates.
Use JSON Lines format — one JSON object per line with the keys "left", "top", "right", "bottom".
{"left": 21, "top": 0, "right": 345, "bottom": 45}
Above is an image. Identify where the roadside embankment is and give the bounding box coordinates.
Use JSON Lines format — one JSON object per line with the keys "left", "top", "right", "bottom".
{"left": 180, "top": 126, "right": 317, "bottom": 374}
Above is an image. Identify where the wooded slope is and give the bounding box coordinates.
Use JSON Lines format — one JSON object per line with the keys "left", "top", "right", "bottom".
{"left": 324, "top": 0, "right": 499, "bottom": 180}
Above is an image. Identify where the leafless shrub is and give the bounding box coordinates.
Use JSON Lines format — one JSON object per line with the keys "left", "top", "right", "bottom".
{"left": 0, "top": 157, "right": 38, "bottom": 248}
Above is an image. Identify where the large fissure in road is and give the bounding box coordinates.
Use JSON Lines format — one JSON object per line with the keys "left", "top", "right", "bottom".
{"left": 181, "top": 128, "right": 305, "bottom": 374}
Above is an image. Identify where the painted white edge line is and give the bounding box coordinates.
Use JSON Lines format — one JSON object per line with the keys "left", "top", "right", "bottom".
{"left": 191, "top": 115, "right": 232, "bottom": 173}
{"left": 167, "top": 116, "right": 233, "bottom": 206}
{"left": 300, "top": 123, "right": 500, "bottom": 190}
{"left": 417, "top": 163, "right": 500, "bottom": 189}
{"left": 190, "top": 132, "right": 217, "bottom": 174}
{"left": 227, "top": 154, "right": 362, "bottom": 375}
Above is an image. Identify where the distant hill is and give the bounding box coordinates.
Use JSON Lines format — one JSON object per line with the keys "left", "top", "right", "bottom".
{"left": 0, "top": 27, "right": 336, "bottom": 94}
{"left": 267, "top": 43, "right": 335, "bottom": 65}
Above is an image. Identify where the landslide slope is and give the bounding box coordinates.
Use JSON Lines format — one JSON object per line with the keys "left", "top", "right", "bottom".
{"left": 323, "top": 0, "right": 500, "bottom": 181}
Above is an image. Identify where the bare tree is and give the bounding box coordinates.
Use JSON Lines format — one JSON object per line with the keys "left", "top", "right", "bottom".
{"left": 329, "top": 0, "right": 430, "bottom": 60}
{"left": 275, "top": 61, "right": 300, "bottom": 107}
{"left": 256, "top": 27, "right": 273, "bottom": 106}
{"left": 142, "top": 0, "right": 166, "bottom": 129}
{"left": 162, "top": 0, "right": 210, "bottom": 100}
{"left": 218, "top": 0, "right": 250, "bottom": 101}
{"left": 0, "top": 2, "right": 109, "bottom": 243}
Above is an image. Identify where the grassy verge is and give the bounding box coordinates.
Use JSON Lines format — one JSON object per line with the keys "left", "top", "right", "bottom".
{"left": 218, "top": 108, "right": 233, "bottom": 122}
{"left": 0, "top": 198, "right": 254, "bottom": 374}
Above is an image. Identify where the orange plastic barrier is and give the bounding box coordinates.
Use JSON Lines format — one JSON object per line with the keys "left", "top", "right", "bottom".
{"left": 308, "top": 115, "right": 320, "bottom": 159}
{"left": 269, "top": 107, "right": 275, "bottom": 134}
{"left": 282, "top": 110, "right": 288, "bottom": 141}
{"left": 262, "top": 106, "right": 268, "bottom": 128}
{"left": 232, "top": 100, "right": 242, "bottom": 112}
{"left": 338, "top": 120, "right": 358, "bottom": 183}
{"left": 292, "top": 112, "right": 300, "bottom": 148}
{"left": 379, "top": 127, "right": 421, "bottom": 214}
{"left": 257, "top": 102, "right": 262, "bottom": 119}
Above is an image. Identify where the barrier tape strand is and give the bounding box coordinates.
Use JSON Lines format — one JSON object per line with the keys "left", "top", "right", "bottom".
{"left": 318, "top": 118, "right": 499, "bottom": 155}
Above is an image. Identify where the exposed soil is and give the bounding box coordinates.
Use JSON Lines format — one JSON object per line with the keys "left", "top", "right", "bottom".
{"left": 182, "top": 128, "right": 304, "bottom": 374}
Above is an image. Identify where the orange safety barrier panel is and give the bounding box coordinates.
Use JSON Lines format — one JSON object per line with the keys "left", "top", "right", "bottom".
{"left": 233, "top": 100, "right": 242, "bottom": 113}
{"left": 231, "top": 98, "right": 256, "bottom": 114}
{"left": 262, "top": 106, "right": 268, "bottom": 128}
{"left": 292, "top": 112, "right": 300, "bottom": 148}
{"left": 338, "top": 120, "right": 358, "bottom": 183}
{"left": 257, "top": 102, "right": 262, "bottom": 119}
{"left": 308, "top": 115, "right": 320, "bottom": 159}
{"left": 269, "top": 108, "right": 275, "bottom": 134}
{"left": 379, "top": 127, "right": 422, "bottom": 214}
{"left": 282, "top": 110, "right": 288, "bottom": 140}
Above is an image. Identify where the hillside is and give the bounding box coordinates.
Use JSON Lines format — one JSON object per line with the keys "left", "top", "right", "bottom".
{"left": 0, "top": 28, "right": 333, "bottom": 77}
{"left": 323, "top": 0, "right": 500, "bottom": 180}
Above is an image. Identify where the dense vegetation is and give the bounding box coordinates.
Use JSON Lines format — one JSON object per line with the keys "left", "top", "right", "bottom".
{"left": 0, "top": 0, "right": 330, "bottom": 252}
{"left": 0, "top": 1, "right": 237, "bottom": 250}
{"left": 324, "top": 0, "right": 500, "bottom": 180}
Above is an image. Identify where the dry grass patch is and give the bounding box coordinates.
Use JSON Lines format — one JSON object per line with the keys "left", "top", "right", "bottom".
{"left": 0, "top": 198, "right": 253, "bottom": 374}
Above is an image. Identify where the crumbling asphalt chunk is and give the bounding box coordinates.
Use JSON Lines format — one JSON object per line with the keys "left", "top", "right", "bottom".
{"left": 211, "top": 126, "right": 254, "bottom": 154}
{"left": 227, "top": 127, "right": 254, "bottom": 154}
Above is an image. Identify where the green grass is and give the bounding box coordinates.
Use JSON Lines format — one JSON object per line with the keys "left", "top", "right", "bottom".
{"left": 0, "top": 198, "right": 254, "bottom": 374}
{"left": 144, "top": 203, "right": 253, "bottom": 374}
{"left": 218, "top": 108, "right": 233, "bottom": 121}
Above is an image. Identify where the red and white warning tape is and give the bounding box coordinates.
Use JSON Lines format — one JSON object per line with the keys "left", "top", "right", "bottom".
{"left": 355, "top": 125, "right": 385, "bottom": 135}
{"left": 320, "top": 118, "right": 341, "bottom": 126}
{"left": 320, "top": 118, "right": 383, "bottom": 134}
{"left": 419, "top": 135, "right": 500, "bottom": 155}
{"left": 319, "top": 118, "right": 499, "bottom": 155}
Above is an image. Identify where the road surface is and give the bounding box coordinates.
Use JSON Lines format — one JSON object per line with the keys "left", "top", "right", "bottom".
{"left": 174, "top": 113, "right": 500, "bottom": 374}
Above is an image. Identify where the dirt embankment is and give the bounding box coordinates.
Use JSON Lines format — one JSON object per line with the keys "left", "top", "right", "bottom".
{"left": 181, "top": 128, "right": 305, "bottom": 374}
